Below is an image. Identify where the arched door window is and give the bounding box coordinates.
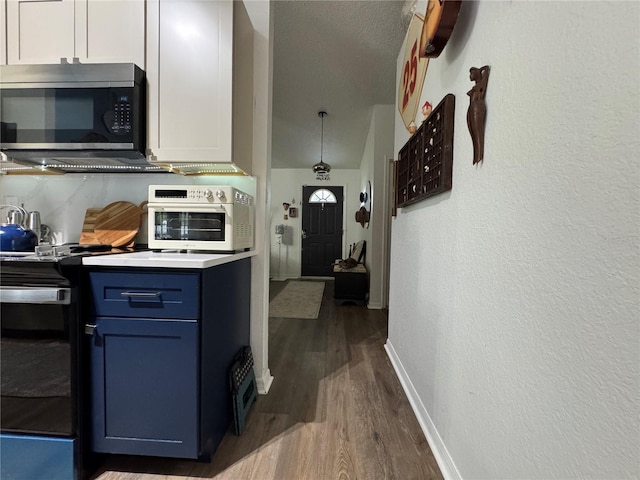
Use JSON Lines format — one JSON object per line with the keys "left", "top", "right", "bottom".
{"left": 308, "top": 188, "right": 337, "bottom": 205}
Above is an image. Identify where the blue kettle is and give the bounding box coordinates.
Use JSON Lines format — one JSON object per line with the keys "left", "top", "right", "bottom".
{"left": 0, "top": 223, "right": 38, "bottom": 251}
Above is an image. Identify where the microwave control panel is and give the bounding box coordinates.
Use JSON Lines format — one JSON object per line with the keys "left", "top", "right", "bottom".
{"left": 148, "top": 185, "right": 253, "bottom": 206}
{"left": 104, "top": 94, "right": 132, "bottom": 135}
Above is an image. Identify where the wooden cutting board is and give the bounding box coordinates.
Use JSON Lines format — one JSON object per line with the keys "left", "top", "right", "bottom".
{"left": 94, "top": 201, "right": 147, "bottom": 247}
{"left": 79, "top": 208, "right": 102, "bottom": 245}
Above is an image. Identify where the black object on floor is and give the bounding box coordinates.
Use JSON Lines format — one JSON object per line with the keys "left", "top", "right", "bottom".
{"left": 229, "top": 346, "right": 257, "bottom": 436}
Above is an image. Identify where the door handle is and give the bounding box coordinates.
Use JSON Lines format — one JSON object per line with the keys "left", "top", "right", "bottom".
{"left": 301, "top": 229, "right": 307, "bottom": 239}
{"left": 84, "top": 324, "right": 97, "bottom": 335}
{"left": 120, "top": 291, "right": 161, "bottom": 298}
{"left": 0, "top": 286, "right": 71, "bottom": 305}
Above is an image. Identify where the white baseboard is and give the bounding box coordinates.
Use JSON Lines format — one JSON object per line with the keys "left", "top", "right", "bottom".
{"left": 269, "top": 274, "right": 297, "bottom": 281}
{"left": 384, "top": 340, "right": 462, "bottom": 480}
{"left": 367, "top": 301, "right": 384, "bottom": 310}
{"left": 256, "top": 368, "right": 274, "bottom": 394}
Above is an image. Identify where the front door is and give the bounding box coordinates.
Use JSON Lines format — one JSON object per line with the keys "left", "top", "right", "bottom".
{"left": 301, "top": 186, "right": 343, "bottom": 276}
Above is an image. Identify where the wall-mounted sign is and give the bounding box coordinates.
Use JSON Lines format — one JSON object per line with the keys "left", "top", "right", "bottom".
{"left": 397, "top": 14, "right": 429, "bottom": 132}
{"left": 420, "top": 0, "right": 462, "bottom": 58}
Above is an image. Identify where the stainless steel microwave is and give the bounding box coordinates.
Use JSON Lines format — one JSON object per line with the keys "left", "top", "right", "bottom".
{"left": 147, "top": 185, "right": 255, "bottom": 253}
{"left": 0, "top": 63, "right": 153, "bottom": 172}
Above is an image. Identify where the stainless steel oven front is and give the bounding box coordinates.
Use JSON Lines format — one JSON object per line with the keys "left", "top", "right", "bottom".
{"left": 147, "top": 185, "right": 254, "bottom": 252}
{"left": 0, "top": 285, "right": 77, "bottom": 435}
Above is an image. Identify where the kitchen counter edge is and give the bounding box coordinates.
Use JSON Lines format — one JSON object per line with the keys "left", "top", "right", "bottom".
{"left": 82, "top": 250, "right": 256, "bottom": 269}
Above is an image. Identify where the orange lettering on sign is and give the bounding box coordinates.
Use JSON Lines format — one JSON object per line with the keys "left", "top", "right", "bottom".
{"left": 401, "top": 40, "right": 419, "bottom": 112}
{"left": 397, "top": 14, "right": 429, "bottom": 132}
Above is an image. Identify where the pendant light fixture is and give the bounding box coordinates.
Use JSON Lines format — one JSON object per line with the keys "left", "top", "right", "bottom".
{"left": 312, "top": 111, "right": 331, "bottom": 181}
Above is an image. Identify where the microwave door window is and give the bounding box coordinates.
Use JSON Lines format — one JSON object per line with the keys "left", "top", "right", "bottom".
{"left": 2, "top": 89, "right": 56, "bottom": 143}
{"left": 1, "top": 87, "right": 134, "bottom": 145}
{"left": 155, "top": 212, "right": 225, "bottom": 241}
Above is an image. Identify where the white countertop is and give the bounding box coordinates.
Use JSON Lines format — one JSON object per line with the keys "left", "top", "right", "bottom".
{"left": 82, "top": 250, "right": 256, "bottom": 269}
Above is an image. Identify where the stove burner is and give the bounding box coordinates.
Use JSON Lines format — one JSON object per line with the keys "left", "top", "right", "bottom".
{"left": 0, "top": 252, "right": 30, "bottom": 258}
{"left": 35, "top": 244, "right": 72, "bottom": 257}
{"left": 0, "top": 244, "right": 113, "bottom": 263}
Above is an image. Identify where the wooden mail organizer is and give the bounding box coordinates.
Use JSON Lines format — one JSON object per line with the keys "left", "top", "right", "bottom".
{"left": 395, "top": 94, "right": 455, "bottom": 209}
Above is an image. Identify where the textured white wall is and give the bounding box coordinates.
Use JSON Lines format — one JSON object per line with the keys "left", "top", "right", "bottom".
{"left": 269, "top": 168, "right": 362, "bottom": 279}
{"left": 388, "top": 1, "right": 639, "bottom": 478}
{"left": 358, "top": 104, "right": 395, "bottom": 308}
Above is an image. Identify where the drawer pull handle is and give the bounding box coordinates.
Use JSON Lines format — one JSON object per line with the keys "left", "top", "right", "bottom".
{"left": 120, "top": 291, "right": 162, "bottom": 298}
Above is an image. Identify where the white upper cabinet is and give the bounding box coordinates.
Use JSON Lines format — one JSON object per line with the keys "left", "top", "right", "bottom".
{"left": 76, "top": 0, "right": 145, "bottom": 67}
{"left": 0, "top": 1, "right": 6, "bottom": 64}
{"left": 146, "top": 0, "right": 253, "bottom": 174}
{"left": 5, "top": 0, "right": 144, "bottom": 67}
{"left": 2, "top": 0, "right": 253, "bottom": 174}
{"left": 6, "top": 0, "right": 75, "bottom": 64}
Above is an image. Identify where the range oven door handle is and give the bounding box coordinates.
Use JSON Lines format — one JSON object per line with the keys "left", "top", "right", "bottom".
{"left": 0, "top": 286, "right": 71, "bottom": 304}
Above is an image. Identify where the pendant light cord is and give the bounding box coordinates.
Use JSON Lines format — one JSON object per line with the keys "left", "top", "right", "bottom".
{"left": 319, "top": 111, "right": 326, "bottom": 166}
{"left": 321, "top": 114, "right": 324, "bottom": 164}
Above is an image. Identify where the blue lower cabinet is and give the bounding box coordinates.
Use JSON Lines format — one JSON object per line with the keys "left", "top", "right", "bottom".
{"left": 0, "top": 434, "right": 76, "bottom": 480}
{"left": 90, "top": 317, "right": 198, "bottom": 458}
{"left": 87, "top": 260, "right": 251, "bottom": 461}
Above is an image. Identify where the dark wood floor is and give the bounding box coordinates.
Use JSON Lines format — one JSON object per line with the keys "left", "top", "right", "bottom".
{"left": 93, "top": 280, "right": 442, "bottom": 480}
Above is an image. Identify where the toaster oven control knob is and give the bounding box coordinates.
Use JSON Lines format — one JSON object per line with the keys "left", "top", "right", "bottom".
{"left": 203, "top": 189, "right": 213, "bottom": 200}
{"left": 215, "top": 190, "right": 226, "bottom": 200}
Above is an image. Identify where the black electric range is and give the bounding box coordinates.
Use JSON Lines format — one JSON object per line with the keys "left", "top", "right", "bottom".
{"left": 0, "top": 243, "right": 136, "bottom": 480}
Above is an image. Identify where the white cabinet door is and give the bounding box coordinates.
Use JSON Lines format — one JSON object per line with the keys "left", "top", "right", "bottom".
{"left": 146, "top": 0, "right": 233, "bottom": 165}
{"left": 0, "top": 0, "right": 7, "bottom": 64}
{"left": 76, "top": 0, "right": 145, "bottom": 67}
{"left": 7, "top": 0, "right": 75, "bottom": 64}
{"left": 6, "top": 0, "right": 144, "bottom": 66}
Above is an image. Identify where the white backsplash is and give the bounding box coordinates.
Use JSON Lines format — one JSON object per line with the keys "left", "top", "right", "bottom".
{"left": 0, "top": 173, "right": 256, "bottom": 245}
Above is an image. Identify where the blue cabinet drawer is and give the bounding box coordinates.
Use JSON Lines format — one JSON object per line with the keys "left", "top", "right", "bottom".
{"left": 90, "top": 272, "right": 200, "bottom": 319}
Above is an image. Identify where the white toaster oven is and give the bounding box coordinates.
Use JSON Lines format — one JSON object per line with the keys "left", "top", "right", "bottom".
{"left": 147, "top": 185, "right": 254, "bottom": 252}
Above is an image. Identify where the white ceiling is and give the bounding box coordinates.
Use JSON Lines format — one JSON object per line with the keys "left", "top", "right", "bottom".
{"left": 271, "top": 0, "right": 408, "bottom": 170}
